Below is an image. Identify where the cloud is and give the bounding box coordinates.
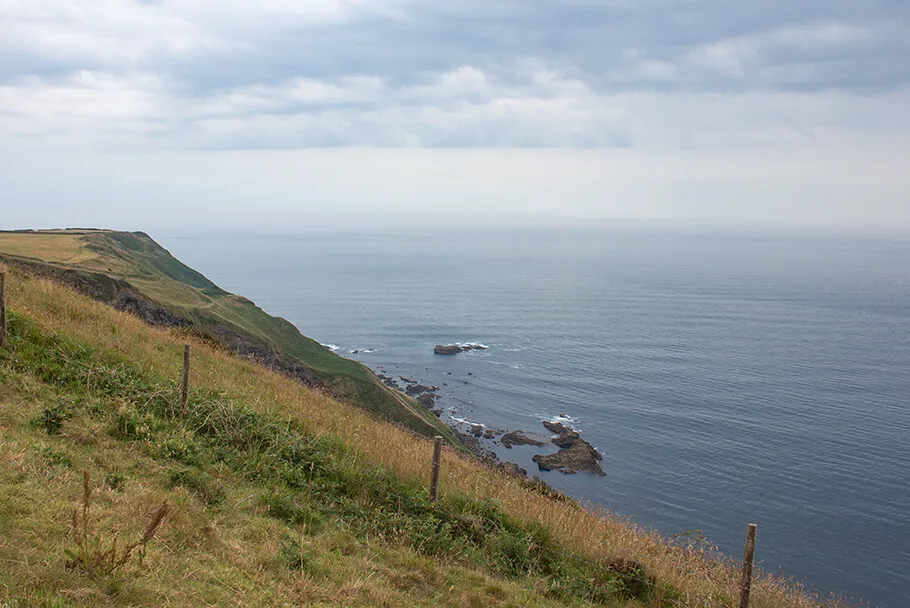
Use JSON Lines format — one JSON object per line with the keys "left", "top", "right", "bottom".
{"left": 0, "top": 0, "right": 908, "bottom": 151}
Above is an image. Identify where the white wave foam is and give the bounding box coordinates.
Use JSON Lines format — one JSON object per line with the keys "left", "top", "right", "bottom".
{"left": 438, "top": 342, "right": 489, "bottom": 350}
{"left": 532, "top": 413, "right": 580, "bottom": 428}
{"left": 321, "top": 343, "right": 340, "bottom": 351}
{"left": 449, "top": 416, "right": 485, "bottom": 427}
{"left": 456, "top": 342, "right": 489, "bottom": 349}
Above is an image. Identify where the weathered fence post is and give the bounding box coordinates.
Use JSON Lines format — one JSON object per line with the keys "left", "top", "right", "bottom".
{"left": 180, "top": 344, "right": 190, "bottom": 415}
{"left": 739, "top": 523, "right": 758, "bottom": 608}
{"left": 0, "top": 271, "right": 7, "bottom": 349}
{"left": 430, "top": 436, "right": 443, "bottom": 503}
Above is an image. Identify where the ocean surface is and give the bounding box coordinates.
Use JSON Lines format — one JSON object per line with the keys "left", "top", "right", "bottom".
{"left": 159, "top": 227, "right": 910, "bottom": 607}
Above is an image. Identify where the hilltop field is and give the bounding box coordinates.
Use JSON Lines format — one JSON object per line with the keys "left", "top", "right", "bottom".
{"left": 0, "top": 231, "right": 844, "bottom": 607}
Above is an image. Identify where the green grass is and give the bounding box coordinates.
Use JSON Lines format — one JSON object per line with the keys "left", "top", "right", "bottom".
{"left": 0, "top": 310, "right": 673, "bottom": 607}
{"left": 0, "top": 230, "right": 456, "bottom": 442}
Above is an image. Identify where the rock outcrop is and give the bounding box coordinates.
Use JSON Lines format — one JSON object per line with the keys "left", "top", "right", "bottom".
{"left": 500, "top": 430, "right": 545, "bottom": 448}
{"left": 542, "top": 420, "right": 580, "bottom": 447}
{"left": 416, "top": 393, "right": 437, "bottom": 408}
{"left": 532, "top": 420, "right": 604, "bottom": 475}
{"left": 496, "top": 462, "right": 528, "bottom": 478}
{"left": 532, "top": 439, "right": 604, "bottom": 476}
{"left": 405, "top": 383, "right": 438, "bottom": 396}
{"left": 434, "top": 343, "right": 487, "bottom": 355}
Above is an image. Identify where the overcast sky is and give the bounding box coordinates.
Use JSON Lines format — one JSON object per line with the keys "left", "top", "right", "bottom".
{"left": 1, "top": 0, "right": 908, "bottom": 232}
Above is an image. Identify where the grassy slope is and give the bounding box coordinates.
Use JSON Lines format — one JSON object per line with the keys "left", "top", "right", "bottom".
{"left": 0, "top": 261, "right": 845, "bottom": 608}
{"left": 0, "top": 230, "right": 455, "bottom": 443}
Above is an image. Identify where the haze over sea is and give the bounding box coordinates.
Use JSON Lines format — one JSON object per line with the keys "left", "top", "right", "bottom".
{"left": 161, "top": 227, "right": 909, "bottom": 608}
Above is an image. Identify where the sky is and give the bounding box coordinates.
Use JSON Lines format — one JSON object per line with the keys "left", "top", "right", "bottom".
{"left": 1, "top": 0, "right": 908, "bottom": 232}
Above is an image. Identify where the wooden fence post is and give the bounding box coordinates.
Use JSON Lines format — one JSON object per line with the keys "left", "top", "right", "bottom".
{"left": 739, "top": 523, "right": 758, "bottom": 608}
{"left": 0, "top": 271, "right": 7, "bottom": 349}
{"left": 430, "top": 436, "right": 443, "bottom": 503}
{"left": 0, "top": 272, "right": 6, "bottom": 348}
{"left": 180, "top": 344, "right": 190, "bottom": 415}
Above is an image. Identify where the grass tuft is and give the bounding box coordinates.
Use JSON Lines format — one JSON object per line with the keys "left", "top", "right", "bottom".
{"left": 65, "top": 471, "right": 169, "bottom": 578}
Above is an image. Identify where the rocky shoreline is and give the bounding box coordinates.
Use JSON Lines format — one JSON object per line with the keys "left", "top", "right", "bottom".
{"left": 377, "top": 370, "right": 605, "bottom": 477}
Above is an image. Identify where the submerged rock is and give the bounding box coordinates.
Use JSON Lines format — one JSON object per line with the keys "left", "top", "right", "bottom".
{"left": 500, "top": 430, "right": 545, "bottom": 448}
{"left": 532, "top": 438, "right": 604, "bottom": 476}
{"left": 470, "top": 424, "right": 484, "bottom": 437}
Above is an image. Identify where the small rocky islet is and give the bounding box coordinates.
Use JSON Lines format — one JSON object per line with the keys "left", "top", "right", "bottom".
{"left": 433, "top": 343, "right": 488, "bottom": 355}
{"left": 532, "top": 420, "right": 604, "bottom": 476}
{"left": 532, "top": 436, "right": 605, "bottom": 476}
{"left": 527, "top": 420, "right": 605, "bottom": 476}
{"left": 496, "top": 421, "right": 604, "bottom": 476}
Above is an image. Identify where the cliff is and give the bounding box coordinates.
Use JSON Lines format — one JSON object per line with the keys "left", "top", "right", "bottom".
{"left": 0, "top": 229, "right": 455, "bottom": 442}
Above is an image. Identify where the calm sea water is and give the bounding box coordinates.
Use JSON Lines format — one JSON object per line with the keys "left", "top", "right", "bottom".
{"left": 160, "top": 228, "right": 910, "bottom": 607}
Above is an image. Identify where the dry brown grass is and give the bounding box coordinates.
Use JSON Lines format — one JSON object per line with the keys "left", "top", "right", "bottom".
{"left": 0, "top": 262, "right": 848, "bottom": 608}
{"left": 0, "top": 233, "right": 98, "bottom": 265}
{"left": 66, "top": 471, "right": 170, "bottom": 578}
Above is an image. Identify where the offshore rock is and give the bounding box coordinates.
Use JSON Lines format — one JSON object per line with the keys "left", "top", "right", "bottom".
{"left": 434, "top": 343, "right": 487, "bottom": 355}
{"left": 500, "top": 431, "right": 545, "bottom": 448}
{"left": 532, "top": 439, "right": 605, "bottom": 476}
{"left": 542, "top": 420, "right": 580, "bottom": 447}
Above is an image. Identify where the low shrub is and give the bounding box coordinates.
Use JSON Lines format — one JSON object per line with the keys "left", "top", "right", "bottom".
{"left": 42, "top": 446, "right": 72, "bottom": 468}
{"left": 104, "top": 472, "right": 126, "bottom": 492}
{"left": 278, "top": 532, "right": 315, "bottom": 572}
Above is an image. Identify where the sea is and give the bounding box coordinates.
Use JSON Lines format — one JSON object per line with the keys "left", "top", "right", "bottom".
{"left": 159, "top": 226, "right": 910, "bottom": 608}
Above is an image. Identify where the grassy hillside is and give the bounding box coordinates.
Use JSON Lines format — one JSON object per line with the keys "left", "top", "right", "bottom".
{"left": 0, "top": 230, "right": 455, "bottom": 443}
{"left": 0, "top": 259, "right": 846, "bottom": 608}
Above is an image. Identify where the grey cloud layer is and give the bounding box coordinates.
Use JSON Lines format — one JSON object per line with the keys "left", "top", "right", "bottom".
{"left": 1, "top": 0, "right": 908, "bottom": 149}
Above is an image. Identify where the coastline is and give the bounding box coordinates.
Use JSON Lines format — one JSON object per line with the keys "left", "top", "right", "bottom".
{"left": 360, "top": 350, "right": 607, "bottom": 480}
